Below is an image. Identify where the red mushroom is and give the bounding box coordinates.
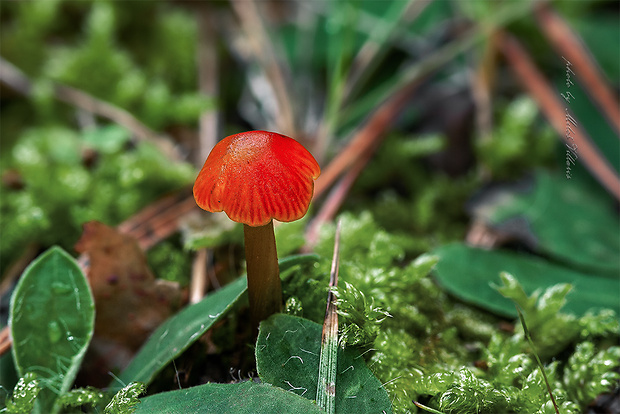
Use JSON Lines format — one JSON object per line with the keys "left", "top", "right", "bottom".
{"left": 193, "top": 130, "right": 320, "bottom": 328}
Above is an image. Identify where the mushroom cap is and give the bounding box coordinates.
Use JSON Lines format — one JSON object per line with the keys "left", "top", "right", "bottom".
{"left": 193, "top": 130, "right": 321, "bottom": 227}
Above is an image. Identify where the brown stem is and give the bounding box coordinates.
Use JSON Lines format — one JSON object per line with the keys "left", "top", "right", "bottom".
{"left": 244, "top": 221, "right": 281, "bottom": 331}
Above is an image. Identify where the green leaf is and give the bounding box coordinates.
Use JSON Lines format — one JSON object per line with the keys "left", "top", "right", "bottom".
{"left": 114, "top": 255, "right": 319, "bottom": 391}
{"left": 112, "top": 276, "right": 247, "bottom": 391}
{"left": 432, "top": 243, "right": 620, "bottom": 319}
{"left": 9, "top": 247, "right": 94, "bottom": 414}
{"left": 133, "top": 381, "right": 323, "bottom": 414}
{"left": 470, "top": 171, "right": 620, "bottom": 275}
{"left": 256, "top": 314, "right": 393, "bottom": 414}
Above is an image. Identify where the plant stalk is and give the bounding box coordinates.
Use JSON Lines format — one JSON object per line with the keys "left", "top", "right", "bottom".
{"left": 244, "top": 221, "right": 282, "bottom": 332}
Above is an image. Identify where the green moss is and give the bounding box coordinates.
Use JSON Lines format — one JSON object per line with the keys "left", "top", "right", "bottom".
{"left": 3, "top": 373, "right": 40, "bottom": 414}
{"left": 476, "top": 97, "right": 557, "bottom": 179}
{"left": 306, "top": 212, "right": 620, "bottom": 414}
{"left": 1, "top": 126, "right": 194, "bottom": 272}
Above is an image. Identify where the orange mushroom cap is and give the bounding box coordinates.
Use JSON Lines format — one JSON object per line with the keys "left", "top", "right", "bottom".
{"left": 193, "top": 131, "right": 321, "bottom": 227}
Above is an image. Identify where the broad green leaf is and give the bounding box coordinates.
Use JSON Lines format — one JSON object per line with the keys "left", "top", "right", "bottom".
{"left": 256, "top": 314, "right": 393, "bottom": 414}
{"left": 432, "top": 243, "right": 620, "bottom": 319}
{"left": 113, "top": 276, "right": 246, "bottom": 391}
{"left": 471, "top": 171, "right": 620, "bottom": 275}
{"left": 114, "top": 254, "right": 319, "bottom": 391}
{"left": 9, "top": 247, "right": 94, "bottom": 414}
{"left": 134, "top": 381, "right": 323, "bottom": 414}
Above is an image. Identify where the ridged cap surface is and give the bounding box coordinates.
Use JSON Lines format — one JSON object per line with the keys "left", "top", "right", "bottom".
{"left": 193, "top": 131, "right": 320, "bottom": 227}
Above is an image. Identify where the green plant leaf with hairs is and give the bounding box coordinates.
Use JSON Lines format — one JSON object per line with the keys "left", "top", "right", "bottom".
{"left": 9, "top": 247, "right": 94, "bottom": 414}
{"left": 113, "top": 254, "right": 319, "bottom": 391}
{"left": 256, "top": 314, "right": 392, "bottom": 414}
{"left": 133, "top": 381, "right": 323, "bottom": 414}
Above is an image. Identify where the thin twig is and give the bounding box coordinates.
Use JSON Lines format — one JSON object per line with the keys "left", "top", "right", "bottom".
{"left": 0, "top": 327, "right": 10, "bottom": 357}
{"left": 500, "top": 32, "right": 620, "bottom": 201}
{"left": 190, "top": 248, "right": 208, "bottom": 304}
{"left": 413, "top": 401, "right": 447, "bottom": 414}
{"left": 534, "top": 2, "right": 620, "bottom": 137}
{"left": 230, "top": 0, "right": 296, "bottom": 136}
{"left": 117, "top": 188, "right": 197, "bottom": 250}
{"left": 471, "top": 29, "right": 499, "bottom": 143}
{"left": 122, "top": 195, "right": 198, "bottom": 251}
{"left": 0, "top": 57, "right": 182, "bottom": 161}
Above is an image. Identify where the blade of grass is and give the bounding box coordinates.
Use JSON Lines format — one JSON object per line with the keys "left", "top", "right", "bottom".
{"left": 316, "top": 0, "right": 359, "bottom": 162}
{"left": 340, "top": 0, "right": 535, "bottom": 130}
{"left": 515, "top": 304, "right": 560, "bottom": 414}
{"left": 344, "top": 0, "right": 429, "bottom": 103}
{"left": 500, "top": 32, "right": 620, "bottom": 201}
{"left": 316, "top": 220, "right": 341, "bottom": 413}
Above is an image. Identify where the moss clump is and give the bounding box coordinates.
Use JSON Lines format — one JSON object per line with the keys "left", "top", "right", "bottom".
{"left": 291, "top": 211, "right": 620, "bottom": 414}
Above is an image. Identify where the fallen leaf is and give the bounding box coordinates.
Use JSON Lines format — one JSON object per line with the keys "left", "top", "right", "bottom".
{"left": 75, "top": 221, "right": 182, "bottom": 360}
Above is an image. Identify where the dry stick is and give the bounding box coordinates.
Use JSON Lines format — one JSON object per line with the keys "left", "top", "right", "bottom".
{"left": 0, "top": 57, "right": 182, "bottom": 161}
{"left": 314, "top": 80, "right": 420, "bottom": 200}
{"left": 317, "top": 220, "right": 341, "bottom": 414}
{"left": 230, "top": 0, "right": 296, "bottom": 136}
{"left": 471, "top": 29, "right": 499, "bottom": 143}
{"left": 413, "top": 401, "right": 447, "bottom": 414}
{"left": 0, "top": 327, "right": 10, "bottom": 358}
{"left": 190, "top": 248, "right": 209, "bottom": 304}
{"left": 117, "top": 189, "right": 192, "bottom": 236}
{"left": 126, "top": 196, "right": 198, "bottom": 251}
{"left": 534, "top": 2, "right": 620, "bottom": 137}
{"left": 500, "top": 33, "right": 620, "bottom": 201}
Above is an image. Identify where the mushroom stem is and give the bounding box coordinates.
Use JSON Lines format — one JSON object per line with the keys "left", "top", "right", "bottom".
{"left": 243, "top": 220, "right": 281, "bottom": 330}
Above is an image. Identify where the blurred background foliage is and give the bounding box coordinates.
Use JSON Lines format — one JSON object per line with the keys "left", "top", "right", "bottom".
{"left": 0, "top": 0, "right": 619, "bottom": 412}
{"left": 1, "top": 0, "right": 617, "bottom": 267}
